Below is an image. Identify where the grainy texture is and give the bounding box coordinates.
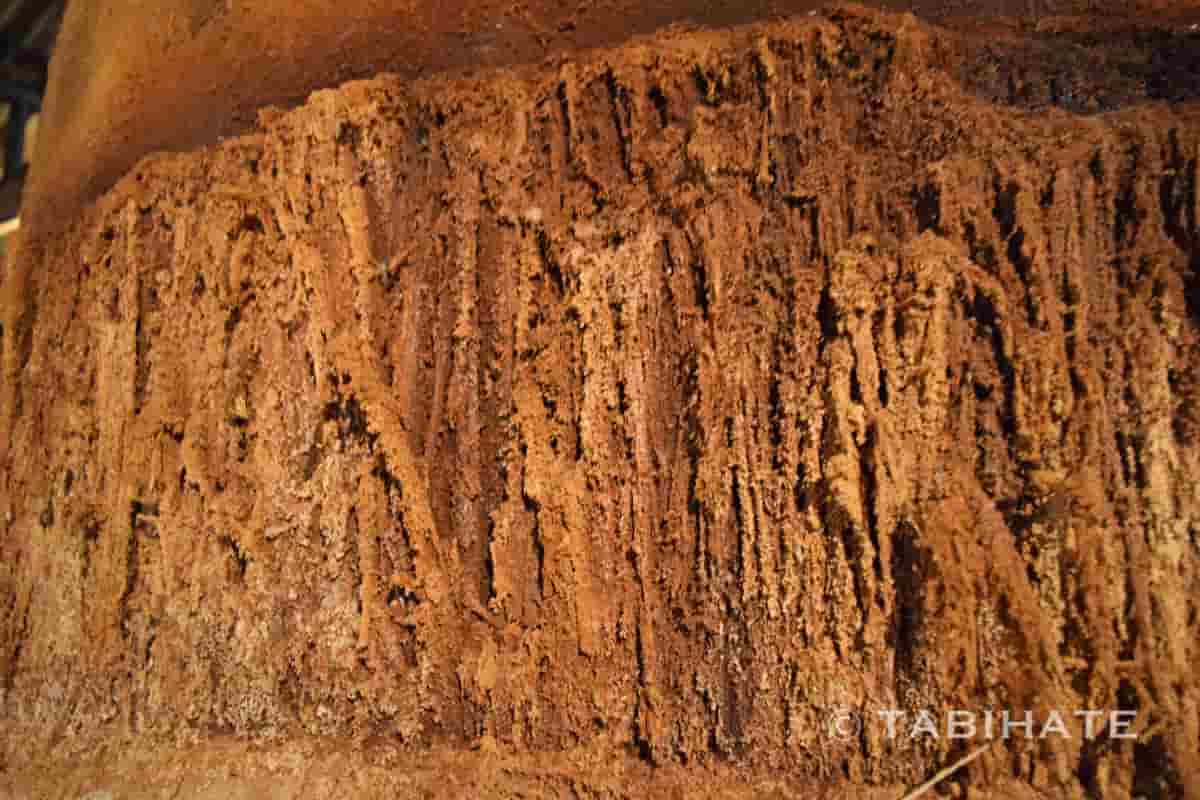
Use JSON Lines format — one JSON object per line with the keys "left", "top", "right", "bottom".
{"left": 3, "top": 6, "right": 1200, "bottom": 798}
{"left": 25, "top": 0, "right": 1200, "bottom": 244}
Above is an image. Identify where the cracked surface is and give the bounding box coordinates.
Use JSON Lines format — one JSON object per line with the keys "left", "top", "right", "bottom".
{"left": 2, "top": 5, "right": 1200, "bottom": 798}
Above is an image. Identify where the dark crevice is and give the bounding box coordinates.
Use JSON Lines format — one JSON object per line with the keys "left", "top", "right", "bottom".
{"left": 861, "top": 425, "right": 882, "bottom": 584}
{"left": 913, "top": 181, "right": 942, "bottom": 234}
{"left": 809, "top": 205, "right": 822, "bottom": 262}
{"left": 605, "top": 70, "right": 633, "bottom": 179}
{"left": 238, "top": 214, "right": 265, "bottom": 235}
{"left": 962, "top": 219, "right": 998, "bottom": 272}
{"left": 730, "top": 466, "right": 747, "bottom": 589}
{"left": 133, "top": 275, "right": 151, "bottom": 416}
{"left": 1158, "top": 133, "right": 1200, "bottom": 324}
{"left": 890, "top": 520, "right": 924, "bottom": 679}
{"left": 220, "top": 533, "right": 249, "bottom": 582}
{"left": 1159, "top": 131, "right": 1195, "bottom": 248}
{"left": 872, "top": 308, "right": 888, "bottom": 408}
{"left": 118, "top": 509, "right": 141, "bottom": 640}
{"left": 521, "top": 479, "right": 546, "bottom": 598}
{"left": 1006, "top": 228, "right": 1032, "bottom": 284}
{"left": 965, "top": 290, "right": 1017, "bottom": 440}
{"left": 1040, "top": 173, "right": 1056, "bottom": 210}
{"left": 794, "top": 460, "right": 810, "bottom": 514}
{"left": 1130, "top": 434, "right": 1148, "bottom": 490}
{"left": 323, "top": 390, "right": 377, "bottom": 450}
{"left": 692, "top": 251, "right": 711, "bottom": 318}
{"left": 817, "top": 280, "right": 838, "bottom": 357}
{"left": 630, "top": 587, "right": 655, "bottom": 763}
{"left": 1185, "top": 249, "right": 1200, "bottom": 326}
{"left": 681, "top": 354, "right": 707, "bottom": 583}
{"left": 1115, "top": 147, "right": 1141, "bottom": 250}
{"left": 536, "top": 229, "right": 565, "bottom": 297}
{"left": 820, "top": 435, "right": 870, "bottom": 627}
{"left": 1133, "top": 734, "right": 1183, "bottom": 799}
{"left": 848, "top": 365, "right": 863, "bottom": 405}
{"left": 649, "top": 86, "right": 670, "bottom": 129}
{"left": 993, "top": 176, "right": 1019, "bottom": 240}
{"left": 1115, "top": 431, "right": 1134, "bottom": 486}
{"left": 557, "top": 81, "right": 573, "bottom": 166}
{"left": 768, "top": 376, "right": 784, "bottom": 461}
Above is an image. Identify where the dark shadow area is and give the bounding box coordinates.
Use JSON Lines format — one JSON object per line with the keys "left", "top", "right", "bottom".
{"left": 957, "top": 25, "right": 1200, "bottom": 112}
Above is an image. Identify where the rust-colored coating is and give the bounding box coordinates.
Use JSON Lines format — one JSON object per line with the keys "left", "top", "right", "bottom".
{"left": 2, "top": 3, "right": 1200, "bottom": 798}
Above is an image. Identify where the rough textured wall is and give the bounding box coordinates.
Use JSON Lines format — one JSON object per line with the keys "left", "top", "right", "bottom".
{"left": 27, "top": 0, "right": 1200, "bottom": 244}
{"left": 2, "top": 7, "right": 1200, "bottom": 798}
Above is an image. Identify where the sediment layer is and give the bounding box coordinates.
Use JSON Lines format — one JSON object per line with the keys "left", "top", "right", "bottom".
{"left": 2, "top": 7, "right": 1198, "bottom": 797}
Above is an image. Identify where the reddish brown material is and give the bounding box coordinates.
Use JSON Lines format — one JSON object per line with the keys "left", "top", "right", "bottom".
{"left": 24, "top": 0, "right": 1200, "bottom": 242}
{"left": 2, "top": 3, "right": 1200, "bottom": 798}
